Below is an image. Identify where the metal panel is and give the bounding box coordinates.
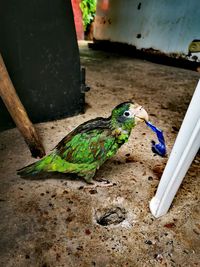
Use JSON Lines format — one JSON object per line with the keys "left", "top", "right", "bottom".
{"left": 94, "top": 0, "right": 200, "bottom": 61}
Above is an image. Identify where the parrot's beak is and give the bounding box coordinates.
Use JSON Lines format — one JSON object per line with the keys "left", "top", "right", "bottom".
{"left": 130, "top": 104, "right": 149, "bottom": 123}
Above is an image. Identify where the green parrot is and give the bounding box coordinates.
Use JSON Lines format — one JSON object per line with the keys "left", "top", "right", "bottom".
{"left": 17, "top": 102, "right": 148, "bottom": 183}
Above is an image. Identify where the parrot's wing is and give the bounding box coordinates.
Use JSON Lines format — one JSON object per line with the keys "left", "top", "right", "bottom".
{"left": 55, "top": 117, "right": 110, "bottom": 151}
{"left": 55, "top": 117, "right": 116, "bottom": 165}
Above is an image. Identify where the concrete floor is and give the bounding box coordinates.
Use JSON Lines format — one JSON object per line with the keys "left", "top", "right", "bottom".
{"left": 0, "top": 42, "right": 200, "bottom": 267}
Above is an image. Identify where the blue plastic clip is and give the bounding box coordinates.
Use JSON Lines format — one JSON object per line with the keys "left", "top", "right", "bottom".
{"left": 145, "top": 121, "right": 167, "bottom": 157}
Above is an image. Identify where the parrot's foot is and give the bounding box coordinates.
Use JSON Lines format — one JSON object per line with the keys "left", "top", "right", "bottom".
{"left": 83, "top": 179, "right": 116, "bottom": 189}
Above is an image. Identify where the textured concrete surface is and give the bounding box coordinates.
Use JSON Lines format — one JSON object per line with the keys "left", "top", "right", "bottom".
{"left": 0, "top": 41, "right": 200, "bottom": 267}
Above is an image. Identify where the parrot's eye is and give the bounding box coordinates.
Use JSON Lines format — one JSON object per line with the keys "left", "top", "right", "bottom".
{"left": 123, "top": 111, "right": 131, "bottom": 117}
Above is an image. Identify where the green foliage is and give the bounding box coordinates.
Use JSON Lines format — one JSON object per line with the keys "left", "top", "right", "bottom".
{"left": 80, "top": 0, "right": 97, "bottom": 31}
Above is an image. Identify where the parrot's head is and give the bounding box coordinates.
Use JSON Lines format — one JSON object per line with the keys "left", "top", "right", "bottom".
{"left": 111, "top": 101, "right": 149, "bottom": 128}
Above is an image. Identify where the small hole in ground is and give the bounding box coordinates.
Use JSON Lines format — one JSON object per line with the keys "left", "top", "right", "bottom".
{"left": 96, "top": 207, "right": 126, "bottom": 226}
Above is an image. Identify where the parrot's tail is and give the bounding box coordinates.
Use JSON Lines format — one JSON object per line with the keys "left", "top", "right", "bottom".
{"left": 17, "top": 154, "right": 55, "bottom": 177}
{"left": 17, "top": 161, "right": 43, "bottom": 176}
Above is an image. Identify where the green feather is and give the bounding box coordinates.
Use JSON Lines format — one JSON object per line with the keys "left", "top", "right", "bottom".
{"left": 17, "top": 102, "right": 137, "bottom": 183}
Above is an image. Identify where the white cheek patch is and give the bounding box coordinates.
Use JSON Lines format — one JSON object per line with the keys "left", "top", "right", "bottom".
{"left": 128, "top": 110, "right": 136, "bottom": 118}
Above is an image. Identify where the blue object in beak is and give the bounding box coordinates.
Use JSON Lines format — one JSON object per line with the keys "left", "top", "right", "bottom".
{"left": 145, "top": 121, "right": 167, "bottom": 157}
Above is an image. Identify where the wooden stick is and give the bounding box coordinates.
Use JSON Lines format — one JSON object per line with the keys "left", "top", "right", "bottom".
{"left": 0, "top": 53, "right": 45, "bottom": 158}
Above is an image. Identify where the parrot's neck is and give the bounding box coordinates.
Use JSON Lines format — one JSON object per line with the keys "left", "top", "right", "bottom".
{"left": 110, "top": 119, "right": 135, "bottom": 145}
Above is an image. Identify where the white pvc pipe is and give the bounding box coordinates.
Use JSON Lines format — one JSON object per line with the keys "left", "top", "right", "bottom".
{"left": 150, "top": 80, "right": 200, "bottom": 218}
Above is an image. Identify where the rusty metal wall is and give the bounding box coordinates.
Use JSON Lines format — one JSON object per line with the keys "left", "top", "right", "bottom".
{"left": 94, "top": 0, "right": 200, "bottom": 61}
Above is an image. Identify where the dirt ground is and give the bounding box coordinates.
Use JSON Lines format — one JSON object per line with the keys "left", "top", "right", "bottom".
{"left": 0, "top": 41, "right": 200, "bottom": 267}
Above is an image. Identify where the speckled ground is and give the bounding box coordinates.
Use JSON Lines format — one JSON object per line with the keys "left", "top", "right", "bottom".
{"left": 0, "top": 41, "right": 200, "bottom": 267}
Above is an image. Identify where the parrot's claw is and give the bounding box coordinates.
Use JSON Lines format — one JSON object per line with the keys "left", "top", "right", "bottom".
{"left": 95, "top": 178, "right": 110, "bottom": 183}
{"left": 84, "top": 179, "right": 116, "bottom": 189}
